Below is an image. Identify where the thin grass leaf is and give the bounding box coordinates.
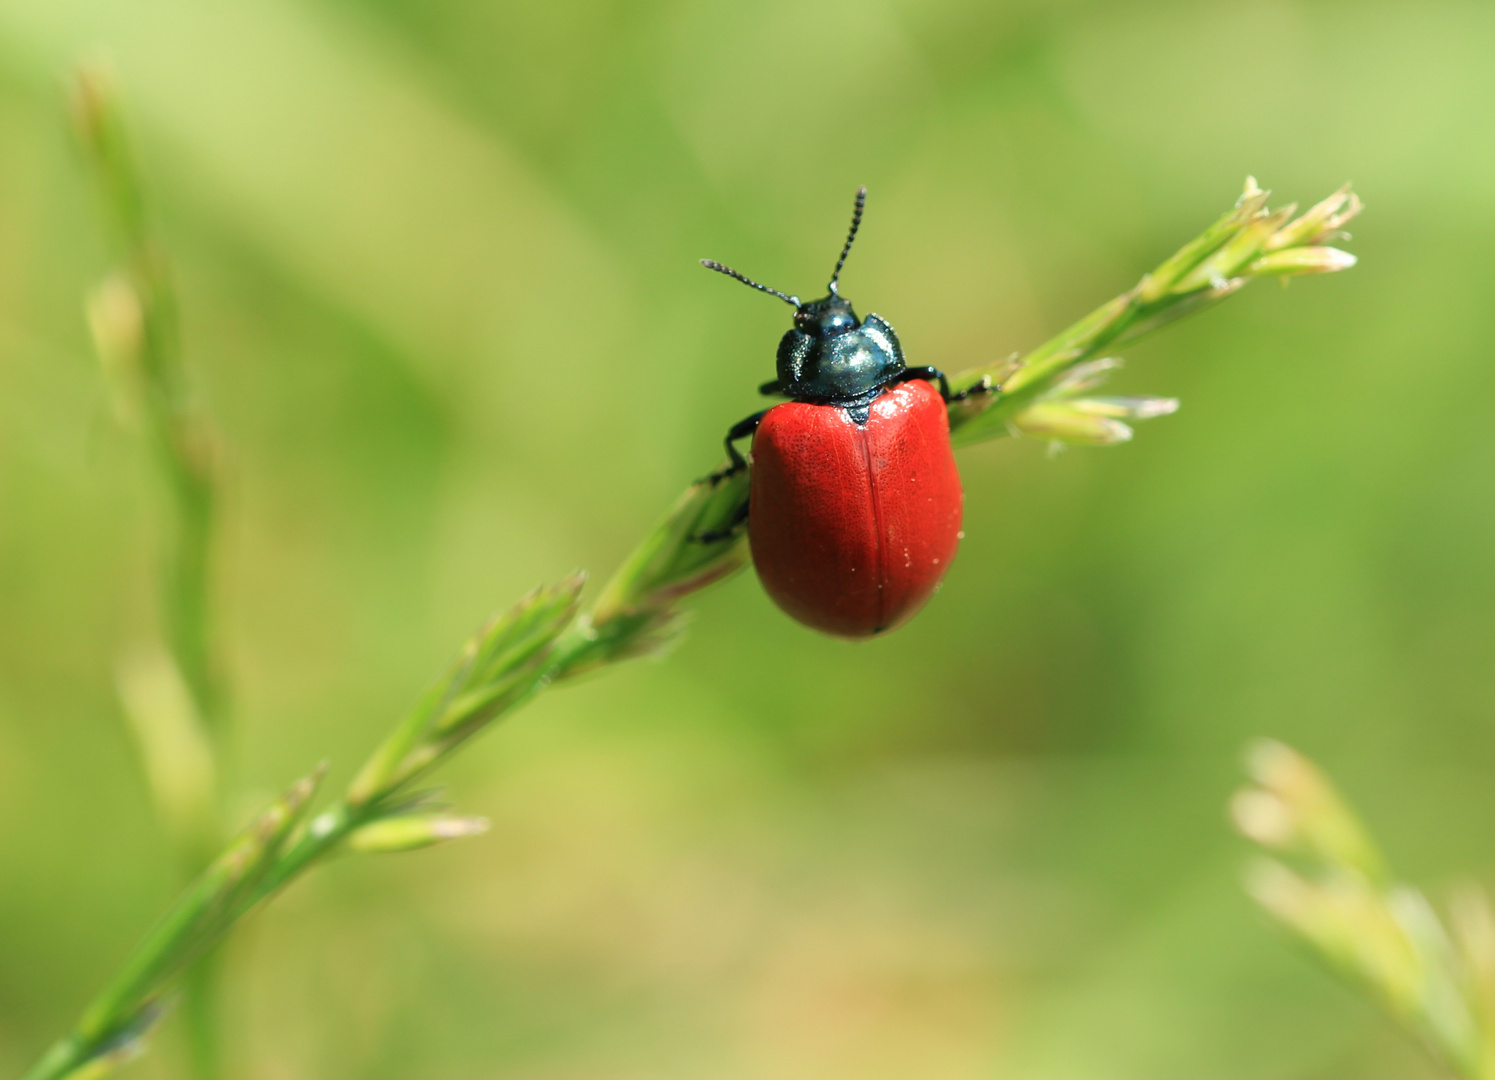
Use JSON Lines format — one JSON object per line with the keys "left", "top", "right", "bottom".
{"left": 347, "top": 813, "right": 490, "bottom": 854}
{"left": 1248, "top": 247, "right": 1359, "bottom": 276}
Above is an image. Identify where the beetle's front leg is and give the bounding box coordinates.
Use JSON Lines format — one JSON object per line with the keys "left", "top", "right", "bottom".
{"left": 900, "top": 365, "right": 954, "bottom": 401}
{"left": 900, "top": 366, "right": 994, "bottom": 404}
{"left": 704, "top": 410, "right": 768, "bottom": 485}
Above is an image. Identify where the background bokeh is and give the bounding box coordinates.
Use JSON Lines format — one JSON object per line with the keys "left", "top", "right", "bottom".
{"left": 2, "top": 1, "right": 1494, "bottom": 1077}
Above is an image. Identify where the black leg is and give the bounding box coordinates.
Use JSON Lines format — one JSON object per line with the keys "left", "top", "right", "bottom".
{"left": 899, "top": 366, "right": 994, "bottom": 404}
{"left": 705, "top": 410, "right": 768, "bottom": 485}
{"left": 758, "top": 379, "right": 783, "bottom": 396}
{"left": 900, "top": 365, "right": 952, "bottom": 401}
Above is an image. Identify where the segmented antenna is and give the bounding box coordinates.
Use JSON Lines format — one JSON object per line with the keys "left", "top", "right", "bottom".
{"left": 827, "top": 186, "right": 867, "bottom": 295}
{"left": 700, "top": 259, "right": 801, "bottom": 308}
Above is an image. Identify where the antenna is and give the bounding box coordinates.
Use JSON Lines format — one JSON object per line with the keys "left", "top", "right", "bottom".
{"left": 700, "top": 259, "right": 800, "bottom": 308}
{"left": 827, "top": 186, "right": 867, "bottom": 295}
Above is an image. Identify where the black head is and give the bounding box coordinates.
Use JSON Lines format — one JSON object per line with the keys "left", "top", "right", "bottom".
{"left": 702, "top": 187, "right": 905, "bottom": 408}
{"left": 701, "top": 186, "right": 868, "bottom": 339}
{"left": 793, "top": 293, "right": 858, "bottom": 338}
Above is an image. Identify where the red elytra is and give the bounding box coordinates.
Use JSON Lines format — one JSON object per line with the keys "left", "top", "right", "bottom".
{"left": 748, "top": 378, "right": 963, "bottom": 638}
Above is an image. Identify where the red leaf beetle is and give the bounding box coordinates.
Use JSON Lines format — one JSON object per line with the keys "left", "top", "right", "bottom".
{"left": 701, "top": 189, "right": 987, "bottom": 638}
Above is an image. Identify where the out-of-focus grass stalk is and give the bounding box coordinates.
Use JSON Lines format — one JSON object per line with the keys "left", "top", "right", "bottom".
{"left": 1233, "top": 741, "right": 1495, "bottom": 1078}
{"left": 75, "top": 64, "right": 222, "bottom": 751}
{"left": 72, "top": 62, "right": 227, "bottom": 1080}
{"left": 23, "top": 136, "right": 1358, "bottom": 1080}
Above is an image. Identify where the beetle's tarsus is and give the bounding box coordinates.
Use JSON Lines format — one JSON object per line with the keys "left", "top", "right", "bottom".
{"left": 703, "top": 462, "right": 743, "bottom": 486}
{"left": 949, "top": 373, "right": 997, "bottom": 402}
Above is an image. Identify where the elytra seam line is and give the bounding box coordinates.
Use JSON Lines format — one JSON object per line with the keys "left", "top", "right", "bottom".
{"left": 857, "top": 418, "right": 889, "bottom": 633}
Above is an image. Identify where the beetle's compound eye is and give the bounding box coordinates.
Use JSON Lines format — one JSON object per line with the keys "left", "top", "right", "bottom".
{"left": 794, "top": 310, "right": 817, "bottom": 332}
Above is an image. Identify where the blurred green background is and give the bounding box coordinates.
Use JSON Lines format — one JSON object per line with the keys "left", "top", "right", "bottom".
{"left": 2, "top": 1, "right": 1494, "bottom": 1077}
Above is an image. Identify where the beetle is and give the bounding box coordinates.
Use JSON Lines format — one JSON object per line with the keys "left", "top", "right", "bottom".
{"left": 701, "top": 188, "right": 989, "bottom": 639}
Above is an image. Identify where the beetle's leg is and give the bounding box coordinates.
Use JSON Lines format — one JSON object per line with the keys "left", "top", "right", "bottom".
{"left": 898, "top": 365, "right": 953, "bottom": 401}
{"left": 899, "top": 366, "right": 995, "bottom": 404}
{"left": 758, "top": 379, "right": 784, "bottom": 396}
{"left": 692, "top": 496, "right": 751, "bottom": 544}
{"left": 704, "top": 410, "right": 768, "bottom": 485}
{"left": 723, "top": 410, "right": 767, "bottom": 472}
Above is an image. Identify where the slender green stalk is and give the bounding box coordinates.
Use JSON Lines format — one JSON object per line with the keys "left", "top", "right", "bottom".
{"left": 23, "top": 130, "right": 1359, "bottom": 1079}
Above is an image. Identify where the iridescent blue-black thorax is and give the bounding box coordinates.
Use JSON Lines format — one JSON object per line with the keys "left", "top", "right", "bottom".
{"left": 774, "top": 291, "right": 905, "bottom": 410}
